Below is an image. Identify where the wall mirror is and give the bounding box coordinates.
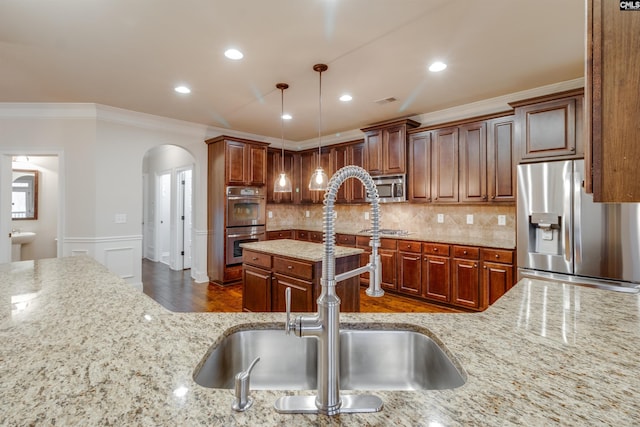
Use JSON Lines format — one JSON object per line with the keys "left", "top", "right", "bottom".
{"left": 12, "top": 169, "right": 38, "bottom": 220}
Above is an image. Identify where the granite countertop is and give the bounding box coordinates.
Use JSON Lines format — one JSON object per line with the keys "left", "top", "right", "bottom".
{"left": 2, "top": 256, "right": 639, "bottom": 425}
{"left": 268, "top": 225, "right": 516, "bottom": 250}
{"left": 241, "top": 239, "right": 363, "bottom": 262}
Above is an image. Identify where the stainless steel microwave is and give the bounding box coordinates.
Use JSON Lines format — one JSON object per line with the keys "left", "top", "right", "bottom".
{"left": 367, "top": 174, "right": 406, "bottom": 203}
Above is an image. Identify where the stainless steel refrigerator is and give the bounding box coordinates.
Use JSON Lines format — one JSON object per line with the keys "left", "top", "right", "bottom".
{"left": 517, "top": 159, "right": 640, "bottom": 291}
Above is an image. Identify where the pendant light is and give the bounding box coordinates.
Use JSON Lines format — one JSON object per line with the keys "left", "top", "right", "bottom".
{"left": 308, "top": 63, "right": 329, "bottom": 191}
{"left": 274, "top": 83, "right": 292, "bottom": 193}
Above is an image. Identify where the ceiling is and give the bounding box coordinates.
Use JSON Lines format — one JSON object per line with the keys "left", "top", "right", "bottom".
{"left": 0, "top": 0, "right": 585, "bottom": 147}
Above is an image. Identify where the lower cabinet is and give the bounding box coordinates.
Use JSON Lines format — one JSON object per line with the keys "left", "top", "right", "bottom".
{"left": 242, "top": 264, "right": 272, "bottom": 312}
{"left": 271, "top": 273, "right": 313, "bottom": 312}
{"left": 481, "top": 248, "right": 515, "bottom": 306}
{"left": 451, "top": 246, "right": 481, "bottom": 310}
{"left": 421, "top": 243, "right": 451, "bottom": 303}
{"left": 379, "top": 238, "right": 398, "bottom": 291}
{"left": 397, "top": 241, "right": 422, "bottom": 295}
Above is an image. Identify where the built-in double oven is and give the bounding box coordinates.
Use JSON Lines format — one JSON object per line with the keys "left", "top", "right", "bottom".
{"left": 225, "top": 186, "right": 266, "bottom": 265}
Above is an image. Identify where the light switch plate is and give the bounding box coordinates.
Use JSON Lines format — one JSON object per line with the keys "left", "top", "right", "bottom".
{"left": 305, "top": 210, "right": 310, "bottom": 218}
{"left": 498, "top": 215, "right": 506, "bottom": 226}
{"left": 437, "top": 214, "right": 444, "bottom": 223}
{"left": 364, "top": 212, "right": 370, "bottom": 220}
{"left": 268, "top": 211, "right": 273, "bottom": 219}
{"left": 466, "top": 214, "right": 473, "bottom": 225}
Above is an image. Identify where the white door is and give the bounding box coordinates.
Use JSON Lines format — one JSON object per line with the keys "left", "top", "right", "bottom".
{"left": 158, "top": 172, "right": 171, "bottom": 265}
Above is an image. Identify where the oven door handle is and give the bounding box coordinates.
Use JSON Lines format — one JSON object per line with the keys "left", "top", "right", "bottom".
{"left": 227, "top": 232, "right": 265, "bottom": 239}
{"left": 227, "top": 196, "right": 264, "bottom": 201}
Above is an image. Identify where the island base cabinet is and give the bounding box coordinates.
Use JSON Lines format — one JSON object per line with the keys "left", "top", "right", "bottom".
{"left": 242, "top": 265, "right": 271, "bottom": 312}
{"left": 272, "top": 274, "right": 313, "bottom": 312}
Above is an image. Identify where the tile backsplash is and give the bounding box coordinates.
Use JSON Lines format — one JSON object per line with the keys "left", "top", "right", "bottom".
{"left": 266, "top": 203, "right": 515, "bottom": 242}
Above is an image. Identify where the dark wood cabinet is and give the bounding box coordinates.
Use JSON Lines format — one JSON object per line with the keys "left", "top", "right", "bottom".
{"left": 267, "top": 230, "right": 293, "bottom": 240}
{"left": 482, "top": 248, "right": 515, "bottom": 306}
{"left": 397, "top": 240, "right": 422, "bottom": 295}
{"left": 329, "top": 140, "right": 366, "bottom": 203}
{"left": 431, "top": 127, "right": 459, "bottom": 203}
{"left": 408, "top": 131, "right": 432, "bottom": 202}
{"left": 486, "top": 116, "right": 516, "bottom": 202}
{"left": 379, "top": 238, "right": 398, "bottom": 291}
{"left": 361, "top": 119, "right": 419, "bottom": 176}
{"left": 586, "top": 0, "right": 640, "bottom": 202}
{"left": 514, "top": 92, "right": 582, "bottom": 162}
{"left": 459, "top": 121, "right": 487, "bottom": 203}
{"left": 267, "top": 148, "right": 294, "bottom": 203}
{"left": 295, "top": 229, "right": 309, "bottom": 241}
{"left": 221, "top": 138, "right": 268, "bottom": 186}
{"left": 242, "top": 248, "right": 360, "bottom": 312}
{"left": 242, "top": 264, "right": 272, "bottom": 312}
{"left": 421, "top": 243, "right": 451, "bottom": 303}
{"left": 451, "top": 246, "right": 481, "bottom": 310}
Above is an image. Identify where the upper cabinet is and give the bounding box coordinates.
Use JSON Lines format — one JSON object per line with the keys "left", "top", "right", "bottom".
{"left": 206, "top": 136, "right": 268, "bottom": 186}
{"left": 329, "top": 140, "right": 367, "bottom": 203}
{"left": 408, "top": 114, "right": 515, "bottom": 204}
{"left": 586, "top": 0, "right": 640, "bottom": 202}
{"left": 511, "top": 90, "right": 584, "bottom": 163}
{"left": 361, "top": 119, "right": 419, "bottom": 176}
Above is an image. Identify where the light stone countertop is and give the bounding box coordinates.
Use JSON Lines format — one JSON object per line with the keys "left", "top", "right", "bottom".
{"left": 268, "top": 225, "right": 516, "bottom": 249}
{"left": 241, "top": 239, "right": 363, "bottom": 262}
{"left": 1, "top": 256, "right": 639, "bottom": 426}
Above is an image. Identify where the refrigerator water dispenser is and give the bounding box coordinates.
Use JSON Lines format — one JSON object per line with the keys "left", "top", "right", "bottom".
{"left": 529, "top": 213, "right": 562, "bottom": 255}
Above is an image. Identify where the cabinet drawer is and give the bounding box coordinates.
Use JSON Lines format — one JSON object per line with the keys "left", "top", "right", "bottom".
{"left": 273, "top": 257, "right": 314, "bottom": 280}
{"left": 336, "top": 233, "right": 356, "bottom": 247}
{"left": 268, "top": 230, "right": 293, "bottom": 240}
{"left": 380, "top": 238, "right": 397, "bottom": 250}
{"left": 356, "top": 235, "right": 372, "bottom": 248}
{"left": 309, "top": 231, "right": 323, "bottom": 243}
{"left": 242, "top": 250, "right": 271, "bottom": 269}
{"left": 295, "top": 230, "right": 309, "bottom": 241}
{"left": 397, "top": 240, "right": 421, "bottom": 253}
{"left": 453, "top": 245, "right": 480, "bottom": 260}
{"left": 481, "top": 248, "right": 513, "bottom": 264}
{"left": 422, "top": 242, "right": 450, "bottom": 256}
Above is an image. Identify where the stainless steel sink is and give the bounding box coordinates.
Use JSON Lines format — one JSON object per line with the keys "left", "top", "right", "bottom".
{"left": 193, "top": 325, "right": 466, "bottom": 391}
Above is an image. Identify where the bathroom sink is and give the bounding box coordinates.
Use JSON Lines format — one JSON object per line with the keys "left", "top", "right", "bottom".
{"left": 193, "top": 325, "right": 466, "bottom": 391}
{"left": 11, "top": 231, "right": 36, "bottom": 245}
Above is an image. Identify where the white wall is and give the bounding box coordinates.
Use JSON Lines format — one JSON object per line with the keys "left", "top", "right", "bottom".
{"left": 0, "top": 104, "right": 215, "bottom": 288}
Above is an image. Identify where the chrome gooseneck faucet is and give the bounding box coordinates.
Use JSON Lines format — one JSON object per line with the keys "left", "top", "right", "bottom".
{"left": 275, "top": 165, "right": 385, "bottom": 415}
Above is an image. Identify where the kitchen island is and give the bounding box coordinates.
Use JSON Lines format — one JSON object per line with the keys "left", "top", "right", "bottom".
{"left": 241, "top": 239, "right": 363, "bottom": 312}
{"left": 1, "top": 256, "right": 639, "bottom": 426}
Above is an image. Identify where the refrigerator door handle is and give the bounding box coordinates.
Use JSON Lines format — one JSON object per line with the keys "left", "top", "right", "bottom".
{"left": 573, "top": 168, "right": 582, "bottom": 265}
{"left": 563, "top": 164, "right": 572, "bottom": 263}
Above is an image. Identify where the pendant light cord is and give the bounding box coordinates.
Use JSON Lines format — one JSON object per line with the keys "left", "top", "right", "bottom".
{"left": 281, "top": 85, "right": 285, "bottom": 172}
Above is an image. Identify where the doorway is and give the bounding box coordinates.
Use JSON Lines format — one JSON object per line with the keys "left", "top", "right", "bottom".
{"left": 141, "top": 145, "right": 194, "bottom": 273}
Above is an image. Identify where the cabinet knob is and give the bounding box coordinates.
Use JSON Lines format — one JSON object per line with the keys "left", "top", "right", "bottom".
{"left": 474, "top": 263, "right": 478, "bottom": 268}
{"left": 483, "top": 265, "right": 487, "bottom": 269}
{"left": 495, "top": 254, "right": 500, "bottom": 259}
{"left": 433, "top": 247, "right": 438, "bottom": 252}
{"left": 252, "top": 257, "right": 258, "bottom": 261}
{"left": 491, "top": 195, "right": 496, "bottom": 200}
{"left": 463, "top": 250, "right": 468, "bottom": 255}
{"left": 287, "top": 265, "right": 293, "bottom": 269}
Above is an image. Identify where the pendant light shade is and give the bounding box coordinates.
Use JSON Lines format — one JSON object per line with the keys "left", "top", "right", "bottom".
{"left": 308, "top": 63, "right": 329, "bottom": 191}
{"left": 274, "top": 83, "right": 292, "bottom": 193}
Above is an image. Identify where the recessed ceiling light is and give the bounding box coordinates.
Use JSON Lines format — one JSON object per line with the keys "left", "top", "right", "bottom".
{"left": 282, "top": 114, "right": 292, "bottom": 120}
{"left": 224, "top": 48, "right": 244, "bottom": 60}
{"left": 174, "top": 86, "right": 191, "bottom": 94}
{"left": 339, "top": 94, "right": 353, "bottom": 102}
{"left": 429, "top": 61, "right": 447, "bottom": 72}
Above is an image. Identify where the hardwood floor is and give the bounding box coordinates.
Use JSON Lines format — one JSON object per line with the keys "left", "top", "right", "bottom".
{"left": 142, "top": 259, "right": 459, "bottom": 314}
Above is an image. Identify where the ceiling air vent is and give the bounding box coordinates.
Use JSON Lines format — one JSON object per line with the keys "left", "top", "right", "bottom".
{"left": 374, "top": 97, "right": 397, "bottom": 105}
